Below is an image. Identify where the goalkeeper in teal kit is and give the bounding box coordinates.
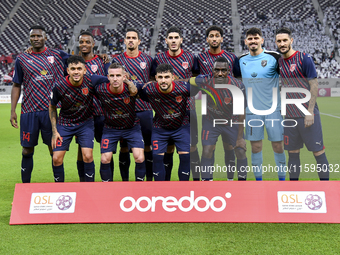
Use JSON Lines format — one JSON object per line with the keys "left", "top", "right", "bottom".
{"left": 239, "top": 27, "right": 286, "bottom": 181}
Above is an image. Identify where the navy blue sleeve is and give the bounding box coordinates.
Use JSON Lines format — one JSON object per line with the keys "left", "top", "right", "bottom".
{"left": 91, "top": 74, "right": 109, "bottom": 87}
{"left": 150, "top": 58, "right": 158, "bottom": 77}
{"left": 58, "top": 50, "right": 70, "bottom": 76}
{"left": 50, "top": 85, "right": 61, "bottom": 106}
{"left": 139, "top": 85, "right": 150, "bottom": 102}
{"left": 232, "top": 56, "right": 241, "bottom": 78}
{"left": 192, "top": 74, "right": 210, "bottom": 87}
{"left": 239, "top": 81, "right": 247, "bottom": 109}
{"left": 192, "top": 56, "right": 200, "bottom": 75}
{"left": 12, "top": 57, "right": 23, "bottom": 84}
{"left": 103, "top": 63, "right": 110, "bottom": 75}
{"left": 302, "top": 53, "right": 317, "bottom": 80}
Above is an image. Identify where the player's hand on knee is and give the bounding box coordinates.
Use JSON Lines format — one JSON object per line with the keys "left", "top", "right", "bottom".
{"left": 235, "top": 138, "right": 247, "bottom": 151}
{"left": 10, "top": 112, "right": 18, "bottom": 128}
{"left": 52, "top": 132, "right": 62, "bottom": 150}
{"left": 304, "top": 114, "right": 314, "bottom": 128}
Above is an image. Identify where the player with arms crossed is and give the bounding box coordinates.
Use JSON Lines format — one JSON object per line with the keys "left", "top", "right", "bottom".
{"left": 275, "top": 27, "right": 329, "bottom": 181}
{"left": 112, "top": 28, "right": 153, "bottom": 181}
{"left": 92, "top": 63, "right": 145, "bottom": 181}
{"left": 151, "top": 26, "right": 200, "bottom": 181}
{"left": 76, "top": 31, "right": 111, "bottom": 181}
{"left": 239, "top": 27, "right": 286, "bottom": 181}
{"left": 140, "top": 64, "right": 197, "bottom": 181}
{"left": 10, "top": 25, "right": 68, "bottom": 183}
{"left": 198, "top": 25, "right": 242, "bottom": 181}
{"left": 49, "top": 56, "right": 95, "bottom": 182}
{"left": 191, "top": 57, "right": 248, "bottom": 181}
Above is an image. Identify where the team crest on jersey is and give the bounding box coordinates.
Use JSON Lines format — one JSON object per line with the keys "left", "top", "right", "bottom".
{"left": 40, "top": 70, "right": 48, "bottom": 75}
{"left": 224, "top": 97, "right": 231, "bottom": 104}
{"left": 91, "top": 64, "right": 98, "bottom": 73}
{"left": 47, "top": 56, "right": 54, "bottom": 64}
{"left": 82, "top": 87, "right": 89, "bottom": 95}
{"left": 182, "top": 62, "right": 189, "bottom": 69}
{"left": 140, "top": 62, "right": 146, "bottom": 69}
{"left": 124, "top": 97, "right": 130, "bottom": 104}
{"left": 176, "top": 96, "right": 182, "bottom": 103}
{"left": 261, "top": 60, "right": 267, "bottom": 67}
{"left": 290, "top": 64, "right": 296, "bottom": 72}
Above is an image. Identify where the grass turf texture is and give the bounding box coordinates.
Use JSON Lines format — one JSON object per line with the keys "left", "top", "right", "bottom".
{"left": 1, "top": 98, "right": 340, "bottom": 254}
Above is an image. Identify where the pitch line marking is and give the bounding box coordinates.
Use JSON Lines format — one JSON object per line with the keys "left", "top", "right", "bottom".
{"left": 320, "top": 112, "right": 340, "bottom": 119}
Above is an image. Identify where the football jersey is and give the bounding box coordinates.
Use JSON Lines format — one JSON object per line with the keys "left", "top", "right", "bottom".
{"left": 192, "top": 75, "right": 246, "bottom": 123}
{"left": 198, "top": 50, "right": 241, "bottom": 77}
{"left": 239, "top": 49, "right": 281, "bottom": 114}
{"left": 140, "top": 81, "right": 190, "bottom": 129}
{"left": 85, "top": 55, "right": 110, "bottom": 116}
{"left": 113, "top": 51, "right": 153, "bottom": 111}
{"left": 50, "top": 74, "right": 94, "bottom": 126}
{"left": 92, "top": 75, "right": 141, "bottom": 129}
{"left": 278, "top": 51, "right": 319, "bottom": 118}
{"left": 13, "top": 47, "right": 68, "bottom": 114}
{"left": 151, "top": 49, "right": 199, "bottom": 111}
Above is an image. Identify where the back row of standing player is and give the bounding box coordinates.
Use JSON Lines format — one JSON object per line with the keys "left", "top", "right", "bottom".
{"left": 10, "top": 24, "right": 329, "bottom": 182}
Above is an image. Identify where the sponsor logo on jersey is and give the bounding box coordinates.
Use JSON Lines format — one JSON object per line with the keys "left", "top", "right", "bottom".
{"left": 124, "top": 97, "right": 130, "bottom": 104}
{"left": 290, "top": 64, "right": 296, "bottom": 72}
{"left": 131, "top": 75, "right": 137, "bottom": 80}
{"left": 168, "top": 109, "right": 174, "bottom": 114}
{"left": 40, "top": 70, "right": 48, "bottom": 75}
{"left": 224, "top": 97, "right": 231, "bottom": 104}
{"left": 116, "top": 110, "right": 123, "bottom": 115}
{"left": 91, "top": 64, "right": 98, "bottom": 73}
{"left": 140, "top": 62, "right": 146, "bottom": 69}
{"left": 182, "top": 62, "right": 189, "bottom": 69}
{"left": 261, "top": 60, "right": 267, "bottom": 67}
{"left": 82, "top": 87, "right": 89, "bottom": 95}
{"left": 176, "top": 96, "right": 182, "bottom": 103}
{"left": 47, "top": 56, "right": 54, "bottom": 64}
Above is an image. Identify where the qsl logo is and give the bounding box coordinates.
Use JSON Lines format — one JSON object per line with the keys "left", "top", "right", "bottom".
{"left": 56, "top": 195, "right": 73, "bottom": 211}
{"left": 120, "top": 191, "right": 232, "bottom": 212}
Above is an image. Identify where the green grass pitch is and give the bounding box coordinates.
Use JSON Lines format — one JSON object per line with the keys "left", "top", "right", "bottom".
{"left": 0, "top": 98, "right": 340, "bottom": 254}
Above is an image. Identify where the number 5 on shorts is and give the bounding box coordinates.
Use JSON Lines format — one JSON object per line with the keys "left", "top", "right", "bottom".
{"left": 153, "top": 140, "right": 158, "bottom": 150}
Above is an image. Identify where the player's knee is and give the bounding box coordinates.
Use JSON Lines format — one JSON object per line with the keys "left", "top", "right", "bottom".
{"left": 202, "top": 146, "right": 214, "bottom": 159}
{"left": 135, "top": 156, "right": 144, "bottom": 164}
{"left": 251, "top": 142, "right": 262, "bottom": 153}
{"left": 272, "top": 141, "right": 284, "bottom": 153}
{"left": 235, "top": 147, "right": 246, "bottom": 160}
{"left": 22, "top": 147, "right": 34, "bottom": 155}
{"left": 82, "top": 152, "right": 93, "bottom": 163}
{"left": 52, "top": 155, "right": 63, "bottom": 166}
{"left": 313, "top": 149, "right": 325, "bottom": 157}
{"left": 224, "top": 143, "right": 234, "bottom": 150}
{"left": 101, "top": 154, "right": 111, "bottom": 164}
{"left": 289, "top": 150, "right": 300, "bottom": 154}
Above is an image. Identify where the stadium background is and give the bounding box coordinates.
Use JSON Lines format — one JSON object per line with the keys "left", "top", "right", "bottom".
{"left": 0, "top": 0, "right": 340, "bottom": 253}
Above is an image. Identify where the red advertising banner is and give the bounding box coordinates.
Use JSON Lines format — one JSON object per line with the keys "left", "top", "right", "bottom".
{"left": 318, "top": 88, "right": 331, "bottom": 97}
{"left": 10, "top": 181, "right": 340, "bottom": 225}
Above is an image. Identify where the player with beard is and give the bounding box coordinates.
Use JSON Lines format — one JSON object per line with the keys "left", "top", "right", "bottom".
{"left": 140, "top": 64, "right": 199, "bottom": 181}
{"left": 198, "top": 25, "right": 242, "bottom": 181}
{"left": 239, "top": 27, "right": 286, "bottom": 181}
{"left": 49, "top": 56, "right": 96, "bottom": 182}
{"left": 11, "top": 25, "right": 68, "bottom": 183}
{"left": 76, "top": 31, "right": 111, "bottom": 182}
{"left": 151, "top": 26, "right": 200, "bottom": 181}
{"left": 275, "top": 27, "right": 329, "bottom": 181}
{"left": 112, "top": 28, "right": 153, "bottom": 181}
{"left": 190, "top": 57, "right": 247, "bottom": 180}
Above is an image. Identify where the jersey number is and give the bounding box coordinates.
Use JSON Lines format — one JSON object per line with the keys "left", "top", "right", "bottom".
{"left": 101, "top": 139, "right": 109, "bottom": 149}
{"left": 22, "top": 132, "right": 30, "bottom": 142}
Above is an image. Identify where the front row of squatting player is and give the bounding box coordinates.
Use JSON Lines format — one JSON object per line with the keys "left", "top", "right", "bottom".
{"left": 10, "top": 24, "right": 330, "bottom": 183}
